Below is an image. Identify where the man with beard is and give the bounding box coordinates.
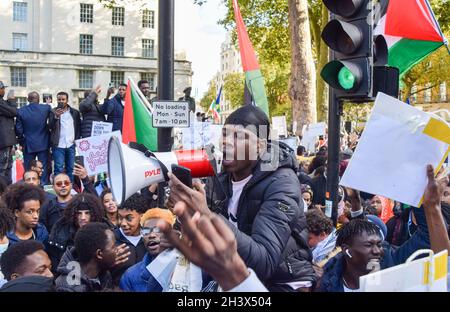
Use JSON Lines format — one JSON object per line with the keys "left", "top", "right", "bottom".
{"left": 39, "top": 173, "right": 73, "bottom": 232}
{"left": 119, "top": 208, "right": 175, "bottom": 291}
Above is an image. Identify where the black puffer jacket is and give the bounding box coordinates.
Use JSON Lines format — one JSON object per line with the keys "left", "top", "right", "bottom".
{"left": 207, "top": 142, "right": 316, "bottom": 291}
{"left": 79, "top": 91, "right": 105, "bottom": 138}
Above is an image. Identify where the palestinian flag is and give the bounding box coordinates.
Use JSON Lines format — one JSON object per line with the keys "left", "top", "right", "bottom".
{"left": 122, "top": 79, "right": 158, "bottom": 151}
{"left": 375, "top": 0, "right": 448, "bottom": 75}
{"left": 209, "top": 86, "right": 222, "bottom": 122}
{"left": 232, "top": 0, "right": 269, "bottom": 116}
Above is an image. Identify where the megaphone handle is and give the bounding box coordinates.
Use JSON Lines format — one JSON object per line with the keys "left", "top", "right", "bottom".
{"left": 128, "top": 142, "right": 170, "bottom": 181}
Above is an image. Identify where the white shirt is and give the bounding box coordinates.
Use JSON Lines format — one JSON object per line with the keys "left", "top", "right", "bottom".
{"left": 119, "top": 228, "right": 142, "bottom": 247}
{"left": 121, "top": 100, "right": 125, "bottom": 107}
{"left": 226, "top": 269, "right": 268, "bottom": 292}
{"left": 227, "top": 175, "right": 253, "bottom": 227}
{"left": 343, "top": 284, "right": 360, "bottom": 292}
{"left": 58, "top": 109, "right": 75, "bottom": 148}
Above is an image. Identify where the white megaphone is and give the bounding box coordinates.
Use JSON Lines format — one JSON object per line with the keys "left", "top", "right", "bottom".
{"left": 108, "top": 136, "right": 215, "bottom": 205}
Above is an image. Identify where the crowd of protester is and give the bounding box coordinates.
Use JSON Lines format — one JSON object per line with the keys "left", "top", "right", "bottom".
{"left": 0, "top": 81, "right": 449, "bottom": 292}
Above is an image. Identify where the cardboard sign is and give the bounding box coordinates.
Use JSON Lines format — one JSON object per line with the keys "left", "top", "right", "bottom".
{"left": 75, "top": 131, "right": 122, "bottom": 176}
{"left": 91, "top": 121, "right": 113, "bottom": 137}
{"left": 340, "top": 93, "right": 450, "bottom": 207}
{"left": 272, "top": 116, "right": 288, "bottom": 138}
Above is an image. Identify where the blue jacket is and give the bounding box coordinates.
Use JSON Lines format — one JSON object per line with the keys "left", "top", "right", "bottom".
{"left": 318, "top": 206, "right": 430, "bottom": 292}
{"left": 15, "top": 103, "right": 51, "bottom": 153}
{"left": 6, "top": 223, "right": 49, "bottom": 246}
{"left": 119, "top": 253, "right": 163, "bottom": 292}
{"left": 102, "top": 94, "right": 124, "bottom": 132}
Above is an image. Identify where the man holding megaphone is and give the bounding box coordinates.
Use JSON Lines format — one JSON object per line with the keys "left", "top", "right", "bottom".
{"left": 167, "top": 105, "right": 315, "bottom": 292}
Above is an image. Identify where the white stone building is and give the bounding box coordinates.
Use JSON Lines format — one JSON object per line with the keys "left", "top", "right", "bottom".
{"left": 215, "top": 31, "right": 242, "bottom": 123}
{"left": 0, "top": 0, "right": 193, "bottom": 108}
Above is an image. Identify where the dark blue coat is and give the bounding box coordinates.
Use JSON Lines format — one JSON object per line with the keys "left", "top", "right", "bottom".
{"left": 318, "top": 206, "right": 431, "bottom": 292}
{"left": 119, "top": 253, "right": 162, "bottom": 292}
{"left": 102, "top": 94, "right": 124, "bottom": 132}
{"left": 7, "top": 223, "right": 49, "bottom": 246}
{"left": 15, "top": 103, "right": 51, "bottom": 153}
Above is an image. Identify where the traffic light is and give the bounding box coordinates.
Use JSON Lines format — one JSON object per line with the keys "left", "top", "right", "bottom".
{"left": 320, "top": 0, "right": 399, "bottom": 100}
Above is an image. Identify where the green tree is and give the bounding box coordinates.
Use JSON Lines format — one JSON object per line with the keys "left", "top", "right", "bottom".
{"left": 223, "top": 72, "right": 245, "bottom": 109}
{"left": 199, "top": 80, "right": 217, "bottom": 112}
{"left": 400, "top": 36, "right": 450, "bottom": 102}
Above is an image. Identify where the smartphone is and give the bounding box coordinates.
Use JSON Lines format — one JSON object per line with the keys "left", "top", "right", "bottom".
{"left": 57, "top": 102, "right": 64, "bottom": 109}
{"left": 171, "top": 164, "right": 192, "bottom": 188}
{"left": 75, "top": 156, "right": 85, "bottom": 167}
{"left": 7, "top": 89, "right": 14, "bottom": 98}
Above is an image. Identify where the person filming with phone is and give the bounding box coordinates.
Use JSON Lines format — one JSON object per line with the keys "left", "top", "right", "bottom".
{"left": 49, "top": 92, "right": 81, "bottom": 183}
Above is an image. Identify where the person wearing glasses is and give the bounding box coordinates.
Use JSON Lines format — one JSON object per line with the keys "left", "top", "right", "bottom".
{"left": 3, "top": 184, "right": 49, "bottom": 246}
{"left": 119, "top": 208, "right": 175, "bottom": 292}
{"left": 39, "top": 173, "right": 74, "bottom": 232}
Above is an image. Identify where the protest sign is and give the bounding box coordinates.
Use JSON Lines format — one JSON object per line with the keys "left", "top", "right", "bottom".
{"left": 301, "top": 122, "right": 327, "bottom": 154}
{"left": 75, "top": 131, "right": 121, "bottom": 176}
{"left": 340, "top": 92, "right": 449, "bottom": 207}
{"left": 91, "top": 121, "right": 113, "bottom": 137}
{"left": 360, "top": 250, "right": 448, "bottom": 292}
{"left": 272, "top": 116, "right": 287, "bottom": 138}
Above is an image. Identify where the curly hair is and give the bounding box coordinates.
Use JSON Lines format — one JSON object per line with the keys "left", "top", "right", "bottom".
{"left": 120, "top": 193, "right": 149, "bottom": 214}
{"left": 306, "top": 209, "right": 333, "bottom": 236}
{"left": 0, "top": 204, "right": 15, "bottom": 238}
{"left": 75, "top": 222, "right": 110, "bottom": 264}
{"left": 0, "top": 176, "right": 8, "bottom": 196}
{"left": 2, "top": 184, "right": 46, "bottom": 213}
{"left": 63, "top": 193, "right": 105, "bottom": 227}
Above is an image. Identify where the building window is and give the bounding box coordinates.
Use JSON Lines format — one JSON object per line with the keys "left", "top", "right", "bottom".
{"left": 79, "top": 70, "right": 93, "bottom": 89}
{"left": 79, "top": 34, "right": 93, "bottom": 54}
{"left": 439, "top": 82, "right": 446, "bottom": 102}
{"left": 16, "top": 97, "right": 27, "bottom": 108}
{"left": 80, "top": 3, "right": 93, "bottom": 23}
{"left": 142, "top": 9, "right": 155, "bottom": 28}
{"left": 12, "top": 33, "right": 28, "bottom": 51}
{"left": 111, "top": 37, "right": 124, "bottom": 56}
{"left": 11, "top": 67, "right": 26, "bottom": 87}
{"left": 13, "top": 2, "right": 27, "bottom": 22}
{"left": 112, "top": 7, "right": 124, "bottom": 26}
{"left": 140, "top": 73, "right": 156, "bottom": 90}
{"left": 142, "top": 39, "right": 154, "bottom": 58}
{"left": 424, "top": 83, "right": 432, "bottom": 102}
{"left": 110, "top": 71, "right": 124, "bottom": 88}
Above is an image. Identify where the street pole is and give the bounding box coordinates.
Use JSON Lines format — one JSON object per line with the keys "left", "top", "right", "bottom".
{"left": 157, "top": 0, "right": 174, "bottom": 206}
{"left": 158, "top": 0, "right": 174, "bottom": 152}
{"left": 326, "top": 87, "right": 342, "bottom": 227}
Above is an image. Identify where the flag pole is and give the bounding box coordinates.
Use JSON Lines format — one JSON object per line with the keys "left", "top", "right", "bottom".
{"left": 424, "top": 0, "right": 450, "bottom": 55}
{"left": 127, "top": 76, "right": 155, "bottom": 114}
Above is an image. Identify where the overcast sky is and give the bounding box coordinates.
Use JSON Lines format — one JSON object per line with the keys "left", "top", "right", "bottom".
{"left": 175, "top": 0, "right": 228, "bottom": 99}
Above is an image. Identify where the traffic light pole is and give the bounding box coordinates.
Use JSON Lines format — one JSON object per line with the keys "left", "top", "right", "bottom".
{"left": 158, "top": 0, "right": 175, "bottom": 152}
{"left": 326, "top": 87, "right": 342, "bottom": 227}
{"left": 157, "top": 0, "right": 175, "bottom": 207}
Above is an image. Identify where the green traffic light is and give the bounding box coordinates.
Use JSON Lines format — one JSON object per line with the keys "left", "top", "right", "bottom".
{"left": 338, "top": 66, "right": 355, "bottom": 90}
